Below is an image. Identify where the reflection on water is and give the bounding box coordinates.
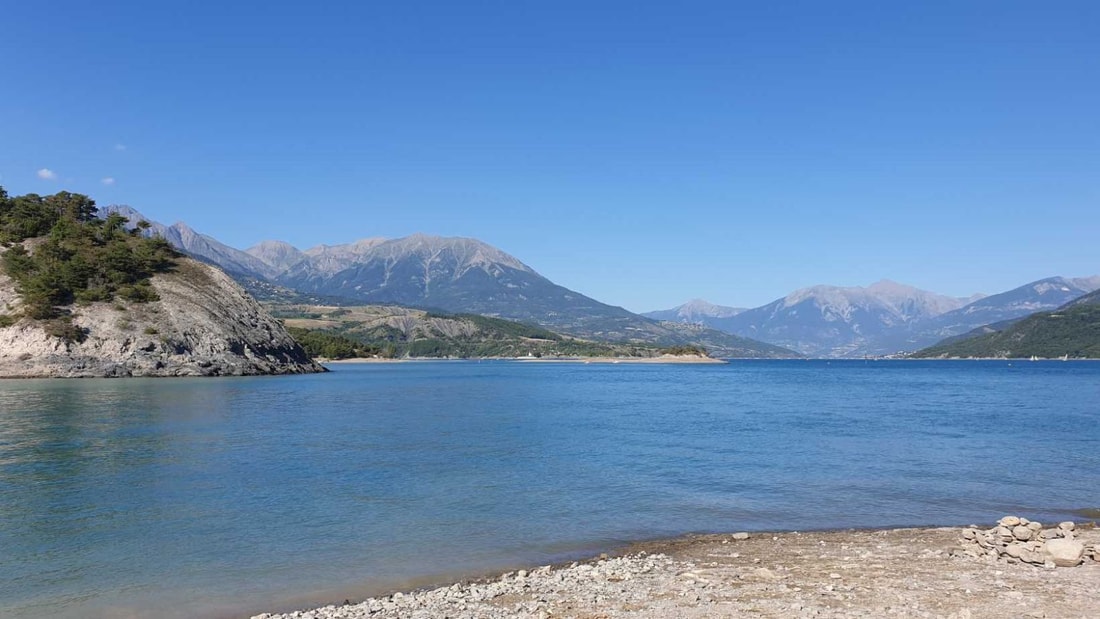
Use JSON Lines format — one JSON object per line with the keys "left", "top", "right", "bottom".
{"left": 1, "top": 361, "right": 1098, "bottom": 618}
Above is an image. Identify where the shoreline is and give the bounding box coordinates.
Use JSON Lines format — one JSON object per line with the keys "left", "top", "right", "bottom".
{"left": 516, "top": 355, "right": 726, "bottom": 364}
{"left": 253, "top": 520, "right": 1099, "bottom": 619}
{"left": 322, "top": 355, "right": 727, "bottom": 365}
{"left": 315, "top": 356, "right": 1100, "bottom": 366}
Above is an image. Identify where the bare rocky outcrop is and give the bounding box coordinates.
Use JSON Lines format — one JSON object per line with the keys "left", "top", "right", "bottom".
{"left": 0, "top": 258, "right": 325, "bottom": 377}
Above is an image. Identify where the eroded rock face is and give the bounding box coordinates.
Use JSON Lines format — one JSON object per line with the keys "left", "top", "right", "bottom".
{"left": 0, "top": 259, "right": 325, "bottom": 377}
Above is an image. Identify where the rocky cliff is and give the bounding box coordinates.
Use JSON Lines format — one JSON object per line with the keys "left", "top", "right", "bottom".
{"left": 0, "top": 257, "right": 325, "bottom": 377}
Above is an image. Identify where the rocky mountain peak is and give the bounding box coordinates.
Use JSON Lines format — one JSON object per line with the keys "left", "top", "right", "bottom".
{"left": 866, "top": 279, "right": 918, "bottom": 295}
{"left": 303, "top": 237, "right": 387, "bottom": 256}
{"left": 369, "top": 235, "right": 535, "bottom": 274}
{"left": 781, "top": 281, "right": 968, "bottom": 321}
{"left": 641, "top": 299, "right": 744, "bottom": 324}
{"left": 1030, "top": 276, "right": 1100, "bottom": 296}
{"left": 246, "top": 240, "right": 306, "bottom": 270}
{"left": 1069, "top": 275, "right": 1100, "bottom": 290}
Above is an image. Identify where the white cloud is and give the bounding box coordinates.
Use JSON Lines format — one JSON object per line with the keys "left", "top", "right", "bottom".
{"left": 101, "top": 177, "right": 116, "bottom": 186}
{"left": 37, "top": 168, "right": 58, "bottom": 180}
{"left": 114, "top": 143, "right": 127, "bottom": 151}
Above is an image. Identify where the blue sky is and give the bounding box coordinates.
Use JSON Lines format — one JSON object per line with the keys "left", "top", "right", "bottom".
{"left": 1, "top": 1, "right": 1097, "bottom": 312}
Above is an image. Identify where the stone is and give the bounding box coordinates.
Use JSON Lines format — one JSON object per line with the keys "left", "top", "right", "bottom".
{"left": 1012, "top": 525, "right": 1032, "bottom": 541}
{"left": 999, "top": 516, "right": 1021, "bottom": 527}
{"left": 1004, "top": 544, "right": 1023, "bottom": 558}
{"left": 1018, "top": 550, "right": 1044, "bottom": 565}
{"left": 1044, "top": 538, "right": 1085, "bottom": 567}
{"left": 1058, "top": 521, "right": 1076, "bottom": 532}
{"left": 961, "top": 529, "right": 977, "bottom": 540}
{"left": 753, "top": 567, "right": 780, "bottom": 580}
{"left": 732, "top": 532, "right": 751, "bottom": 541}
{"left": 1027, "top": 521, "right": 1043, "bottom": 532}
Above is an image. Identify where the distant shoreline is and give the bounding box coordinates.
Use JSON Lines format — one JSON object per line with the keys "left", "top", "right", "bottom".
{"left": 322, "top": 355, "right": 727, "bottom": 365}
{"left": 318, "top": 356, "right": 1100, "bottom": 367}
{"left": 516, "top": 355, "right": 726, "bottom": 364}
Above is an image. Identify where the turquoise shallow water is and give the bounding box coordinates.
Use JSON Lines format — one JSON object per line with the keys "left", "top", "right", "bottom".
{"left": 1, "top": 360, "right": 1098, "bottom": 618}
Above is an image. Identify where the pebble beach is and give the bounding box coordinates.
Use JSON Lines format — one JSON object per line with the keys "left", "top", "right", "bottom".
{"left": 253, "top": 518, "right": 1099, "bottom": 619}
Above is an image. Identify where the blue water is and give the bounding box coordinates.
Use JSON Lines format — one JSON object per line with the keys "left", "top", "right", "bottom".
{"left": 1, "top": 360, "right": 1098, "bottom": 618}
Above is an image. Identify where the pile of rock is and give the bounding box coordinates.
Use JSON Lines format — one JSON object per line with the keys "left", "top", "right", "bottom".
{"left": 253, "top": 552, "right": 688, "bottom": 619}
{"left": 957, "top": 516, "right": 1098, "bottom": 567}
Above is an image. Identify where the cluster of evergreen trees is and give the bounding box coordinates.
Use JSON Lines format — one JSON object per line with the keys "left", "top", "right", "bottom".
{"left": 0, "top": 186, "right": 179, "bottom": 336}
{"left": 660, "top": 345, "right": 708, "bottom": 357}
{"left": 285, "top": 327, "right": 393, "bottom": 359}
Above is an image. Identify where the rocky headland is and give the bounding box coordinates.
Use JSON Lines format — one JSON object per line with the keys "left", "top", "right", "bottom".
{"left": 0, "top": 257, "right": 324, "bottom": 377}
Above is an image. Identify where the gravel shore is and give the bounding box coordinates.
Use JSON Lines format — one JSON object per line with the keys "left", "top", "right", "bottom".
{"left": 253, "top": 520, "right": 1097, "bottom": 619}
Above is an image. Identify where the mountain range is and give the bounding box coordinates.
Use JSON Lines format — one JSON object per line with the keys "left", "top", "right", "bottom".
{"left": 642, "top": 299, "right": 746, "bottom": 323}
{"left": 102, "top": 206, "right": 798, "bottom": 358}
{"left": 104, "top": 205, "right": 1098, "bottom": 359}
{"left": 912, "top": 288, "right": 1100, "bottom": 359}
{"left": 647, "top": 276, "right": 1100, "bottom": 357}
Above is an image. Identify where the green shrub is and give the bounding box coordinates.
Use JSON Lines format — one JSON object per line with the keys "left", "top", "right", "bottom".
{"left": 43, "top": 318, "right": 87, "bottom": 343}
{"left": 117, "top": 283, "right": 160, "bottom": 303}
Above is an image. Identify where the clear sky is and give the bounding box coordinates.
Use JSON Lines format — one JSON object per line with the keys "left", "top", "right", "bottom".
{"left": 1, "top": 1, "right": 1097, "bottom": 312}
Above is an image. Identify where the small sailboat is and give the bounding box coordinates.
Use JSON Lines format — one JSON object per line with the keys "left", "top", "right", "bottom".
{"left": 1061, "top": 354, "right": 1069, "bottom": 361}
{"left": 1030, "top": 355, "right": 1039, "bottom": 362}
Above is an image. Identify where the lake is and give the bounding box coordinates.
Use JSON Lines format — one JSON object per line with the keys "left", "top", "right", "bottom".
{"left": 1, "top": 360, "right": 1098, "bottom": 618}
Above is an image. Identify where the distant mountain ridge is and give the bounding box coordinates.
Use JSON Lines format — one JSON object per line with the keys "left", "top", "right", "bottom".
{"left": 104, "top": 204, "right": 1096, "bottom": 359}
{"left": 913, "top": 287, "right": 1100, "bottom": 359}
{"left": 642, "top": 299, "right": 746, "bottom": 323}
{"left": 102, "top": 206, "right": 280, "bottom": 279}
{"left": 103, "top": 206, "right": 798, "bottom": 358}
{"left": 916, "top": 276, "right": 1100, "bottom": 336}
{"left": 655, "top": 276, "right": 1100, "bottom": 357}
{"left": 696, "top": 280, "right": 978, "bottom": 357}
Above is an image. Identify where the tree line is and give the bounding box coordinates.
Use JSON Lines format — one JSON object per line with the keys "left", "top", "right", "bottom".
{"left": 0, "top": 186, "right": 179, "bottom": 338}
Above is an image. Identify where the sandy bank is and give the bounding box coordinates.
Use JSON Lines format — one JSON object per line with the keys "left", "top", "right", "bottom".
{"left": 253, "top": 521, "right": 1098, "bottom": 619}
